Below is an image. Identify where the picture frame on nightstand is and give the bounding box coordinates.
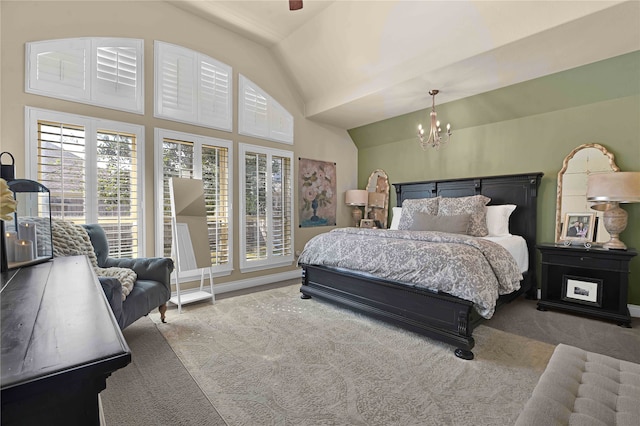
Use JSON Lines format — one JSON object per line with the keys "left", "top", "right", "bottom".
{"left": 561, "top": 212, "right": 596, "bottom": 243}
{"left": 562, "top": 275, "right": 602, "bottom": 307}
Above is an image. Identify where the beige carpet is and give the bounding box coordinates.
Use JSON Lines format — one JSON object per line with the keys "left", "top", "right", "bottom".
{"left": 150, "top": 284, "right": 554, "bottom": 426}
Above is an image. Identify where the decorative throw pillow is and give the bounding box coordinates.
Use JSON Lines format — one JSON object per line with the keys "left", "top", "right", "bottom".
{"left": 408, "top": 213, "right": 471, "bottom": 234}
{"left": 397, "top": 197, "right": 440, "bottom": 230}
{"left": 485, "top": 204, "right": 516, "bottom": 236}
{"left": 389, "top": 207, "right": 402, "bottom": 230}
{"left": 437, "top": 195, "right": 491, "bottom": 237}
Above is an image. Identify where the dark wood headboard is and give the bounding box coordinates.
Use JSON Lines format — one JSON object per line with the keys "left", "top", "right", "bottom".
{"left": 393, "top": 172, "right": 543, "bottom": 293}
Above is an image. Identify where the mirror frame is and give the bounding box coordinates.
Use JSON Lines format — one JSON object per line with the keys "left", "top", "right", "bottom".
{"left": 555, "top": 143, "right": 620, "bottom": 243}
{"left": 364, "top": 169, "right": 389, "bottom": 228}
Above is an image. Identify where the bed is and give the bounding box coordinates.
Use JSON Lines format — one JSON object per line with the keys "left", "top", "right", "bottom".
{"left": 299, "top": 172, "right": 543, "bottom": 360}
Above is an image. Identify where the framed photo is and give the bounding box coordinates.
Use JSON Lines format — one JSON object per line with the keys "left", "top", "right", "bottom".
{"left": 561, "top": 212, "right": 596, "bottom": 242}
{"left": 360, "top": 219, "right": 375, "bottom": 229}
{"left": 562, "top": 275, "right": 602, "bottom": 307}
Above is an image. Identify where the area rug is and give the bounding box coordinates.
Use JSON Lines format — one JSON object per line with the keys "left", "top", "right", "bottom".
{"left": 152, "top": 284, "right": 554, "bottom": 426}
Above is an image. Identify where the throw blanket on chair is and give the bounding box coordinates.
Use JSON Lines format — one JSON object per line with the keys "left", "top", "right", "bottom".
{"left": 51, "top": 219, "right": 136, "bottom": 301}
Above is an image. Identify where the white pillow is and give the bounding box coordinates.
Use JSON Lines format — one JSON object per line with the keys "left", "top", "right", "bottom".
{"left": 485, "top": 204, "right": 516, "bottom": 236}
{"left": 389, "top": 207, "right": 402, "bottom": 230}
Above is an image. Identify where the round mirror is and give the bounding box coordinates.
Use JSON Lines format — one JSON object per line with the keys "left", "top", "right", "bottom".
{"left": 555, "top": 143, "right": 620, "bottom": 244}
{"left": 364, "top": 169, "right": 389, "bottom": 228}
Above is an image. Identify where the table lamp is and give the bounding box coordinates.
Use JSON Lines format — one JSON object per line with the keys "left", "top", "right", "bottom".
{"left": 586, "top": 171, "right": 640, "bottom": 250}
{"left": 345, "top": 189, "right": 368, "bottom": 227}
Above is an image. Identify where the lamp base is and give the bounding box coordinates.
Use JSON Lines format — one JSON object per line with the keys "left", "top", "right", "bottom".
{"left": 351, "top": 207, "right": 363, "bottom": 227}
{"left": 602, "top": 203, "right": 628, "bottom": 250}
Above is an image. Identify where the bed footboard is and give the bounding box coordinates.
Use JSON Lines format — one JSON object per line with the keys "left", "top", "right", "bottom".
{"left": 300, "top": 264, "right": 477, "bottom": 359}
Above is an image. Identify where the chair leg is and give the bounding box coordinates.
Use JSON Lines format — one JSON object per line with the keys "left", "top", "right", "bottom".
{"left": 159, "top": 303, "right": 167, "bottom": 323}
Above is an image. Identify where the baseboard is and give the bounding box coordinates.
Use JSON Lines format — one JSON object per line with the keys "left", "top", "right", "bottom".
{"left": 170, "top": 268, "right": 302, "bottom": 299}
{"left": 537, "top": 289, "right": 640, "bottom": 318}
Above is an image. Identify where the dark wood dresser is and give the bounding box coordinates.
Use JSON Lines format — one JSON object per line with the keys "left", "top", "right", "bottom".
{"left": 1, "top": 255, "right": 131, "bottom": 425}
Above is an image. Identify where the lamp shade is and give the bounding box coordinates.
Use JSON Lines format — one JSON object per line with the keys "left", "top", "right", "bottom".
{"left": 345, "top": 189, "right": 368, "bottom": 206}
{"left": 368, "top": 192, "right": 386, "bottom": 208}
{"left": 587, "top": 172, "right": 640, "bottom": 207}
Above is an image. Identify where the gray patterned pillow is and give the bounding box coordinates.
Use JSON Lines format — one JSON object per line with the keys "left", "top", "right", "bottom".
{"left": 397, "top": 197, "right": 440, "bottom": 230}
{"left": 408, "top": 213, "right": 471, "bottom": 234}
{"left": 438, "top": 195, "right": 491, "bottom": 237}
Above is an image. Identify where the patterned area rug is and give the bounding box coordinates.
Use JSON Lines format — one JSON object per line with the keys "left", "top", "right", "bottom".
{"left": 152, "top": 284, "right": 554, "bottom": 426}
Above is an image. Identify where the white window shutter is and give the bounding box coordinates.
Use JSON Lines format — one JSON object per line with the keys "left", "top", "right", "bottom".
{"left": 269, "top": 98, "right": 294, "bottom": 143}
{"left": 156, "top": 42, "right": 196, "bottom": 123}
{"left": 238, "top": 74, "right": 293, "bottom": 145}
{"left": 155, "top": 41, "right": 233, "bottom": 132}
{"left": 93, "top": 39, "right": 144, "bottom": 113}
{"left": 27, "top": 39, "right": 89, "bottom": 101}
{"left": 198, "top": 58, "right": 232, "bottom": 131}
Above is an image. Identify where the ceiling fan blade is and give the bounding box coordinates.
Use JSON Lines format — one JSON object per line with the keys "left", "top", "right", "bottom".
{"left": 289, "top": 0, "right": 303, "bottom": 11}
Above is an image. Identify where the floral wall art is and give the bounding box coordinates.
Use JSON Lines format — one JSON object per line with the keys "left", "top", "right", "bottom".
{"left": 299, "top": 158, "right": 336, "bottom": 227}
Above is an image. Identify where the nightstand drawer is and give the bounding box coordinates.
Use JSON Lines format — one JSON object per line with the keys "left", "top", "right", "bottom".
{"left": 541, "top": 253, "right": 623, "bottom": 271}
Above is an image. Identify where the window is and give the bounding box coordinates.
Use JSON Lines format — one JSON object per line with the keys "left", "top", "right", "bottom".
{"left": 154, "top": 41, "right": 232, "bottom": 132}
{"left": 239, "top": 143, "right": 294, "bottom": 272}
{"left": 154, "top": 129, "right": 233, "bottom": 277}
{"left": 26, "top": 107, "right": 144, "bottom": 257}
{"left": 26, "top": 38, "right": 144, "bottom": 114}
{"left": 238, "top": 75, "right": 293, "bottom": 144}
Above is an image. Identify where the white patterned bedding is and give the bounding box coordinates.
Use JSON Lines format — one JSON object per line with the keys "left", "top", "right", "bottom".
{"left": 297, "top": 228, "right": 523, "bottom": 319}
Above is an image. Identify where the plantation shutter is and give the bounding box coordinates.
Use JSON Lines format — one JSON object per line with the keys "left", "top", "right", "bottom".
{"left": 238, "top": 75, "right": 293, "bottom": 145}
{"left": 27, "top": 39, "right": 88, "bottom": 101}
{"left": 157, "top": 132, "right": 232, "bottom": 271}
{"left": 161, "top": 138, "right": 195, "bottom": 257}
{"left": 271, "top": 155, "right": 292, "bottom": 257}
{"left": 26, "top": 38, "right": 144, "bottom": 113}
{"left": 96, "top": 130, "right": 140, "bottom": 258}
{"left": 37, "top": 120, "right": 88, "bottom": 220}
{"left": 32, "top": 113, "right": 142, "bottom": 257}
{"left": 240, "top": 144, "right": 294, "bottom": 272}
{"left": 244, "top": 151, "right": 268, "bottom": 261}
{"left": 199, "top": 58, "right": 232, "bottom": 131}
{"left": 93, "top": 39, "right": 143, "bottom": 113}
{"left": 202, "top": 144, "right": 230, "bottom": 266}
{"left": 155, "top": 41, "right": 232, "bottom": 131}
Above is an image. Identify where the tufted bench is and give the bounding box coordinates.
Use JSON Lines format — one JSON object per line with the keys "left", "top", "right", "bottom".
{"left": 515, "top": 344, "right": 640, "bottom": 426}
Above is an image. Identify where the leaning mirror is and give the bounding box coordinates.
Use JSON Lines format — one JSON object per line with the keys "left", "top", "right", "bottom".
{"left": 364, "top": 169, "right": 389, "bottom": 228}
{"left": 555, "top": 143, "right": 620, "bottom": 244}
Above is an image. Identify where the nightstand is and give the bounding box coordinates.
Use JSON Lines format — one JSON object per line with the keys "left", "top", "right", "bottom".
{"left": 537, "top": 243, "right": 637, "bottom": 327}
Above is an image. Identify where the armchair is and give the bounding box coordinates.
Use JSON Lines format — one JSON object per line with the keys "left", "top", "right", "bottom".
{"left": 82, "top": 224, "right": 174, "bottom": 329}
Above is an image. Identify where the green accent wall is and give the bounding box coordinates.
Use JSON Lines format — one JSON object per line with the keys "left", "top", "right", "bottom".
{"left": 349, "top": 51, "right": 640, "bottom": 305}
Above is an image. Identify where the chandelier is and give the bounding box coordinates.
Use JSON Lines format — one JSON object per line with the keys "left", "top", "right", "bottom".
{"left": 417, "top": 89, "right": 452, "bottom": 150}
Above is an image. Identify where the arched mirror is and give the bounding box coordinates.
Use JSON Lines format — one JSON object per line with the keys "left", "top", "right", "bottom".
{"left": 364, "top": 169, "right": 389, "bottom": 228}
{"left": 555, "top": 143, "right": 620, "bottom": 244}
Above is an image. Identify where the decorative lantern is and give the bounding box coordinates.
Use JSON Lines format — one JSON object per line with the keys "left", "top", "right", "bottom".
{"left": 1, "top": 179, "right": 53, "bottom": 272}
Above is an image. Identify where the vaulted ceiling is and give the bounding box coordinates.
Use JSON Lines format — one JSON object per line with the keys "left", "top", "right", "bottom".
{"left": 169, "top": 0, "right": 640, "bottom": 130}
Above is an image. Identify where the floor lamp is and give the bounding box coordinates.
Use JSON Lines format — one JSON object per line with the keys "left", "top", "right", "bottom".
{"left": 586, "top": 172, "right": 640, "bottom": 250}
{"left": 345, "top": 189, "right": 368, "bottom": 227}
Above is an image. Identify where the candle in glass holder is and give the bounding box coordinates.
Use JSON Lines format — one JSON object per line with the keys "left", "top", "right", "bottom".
{"left": 4, "top": 231, "right": 17, "bottom": 263}
{"left": 14, "top": 239, "right": 34, "bottom": 263}
{"left": 18, "top": 221, "right": 37, "bottom": 258}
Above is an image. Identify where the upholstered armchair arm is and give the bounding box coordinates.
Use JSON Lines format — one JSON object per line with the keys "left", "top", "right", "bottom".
{"left": 104, "top": 257, "right": 174, "bottom": 290}
{"left": 98, "top": 277, "right": 125, "bottom": 329}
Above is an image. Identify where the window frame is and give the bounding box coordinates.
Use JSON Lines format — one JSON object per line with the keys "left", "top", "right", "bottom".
{"left": 24, "top": 106, "right": 146, "bottom": 256}
{"left": 154, "top": 128, "right": 234, "bottom": 280}
{"left": 238, "top": 143, "right": 294, "bottom": 273}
